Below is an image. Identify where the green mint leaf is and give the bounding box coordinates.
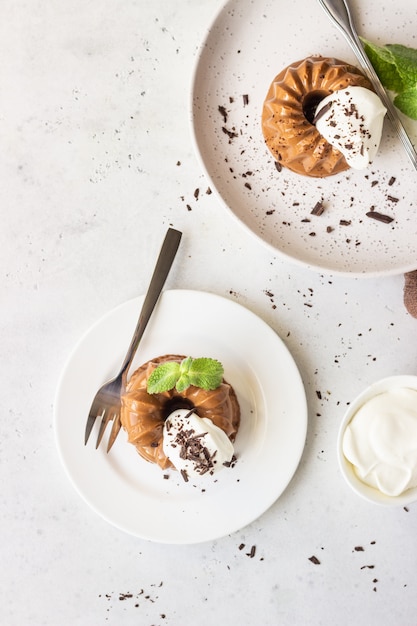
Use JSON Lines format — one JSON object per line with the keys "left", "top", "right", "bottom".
{"left": 386, "top": 44, "right": 417, "bottom": 89}
{"left": 147, "top": 357, "right": 225, "bottom": 394}
{"left": 175, "top": 373, "right": 191, "bottom": 393}
{"left": 361, "top": 38, "right": 417, "bottom": 119}
{"left": 179, "top": 356, "right": 193, "bottom": 376}
{"left": 394, "top": 87, "right": 417, "bottom": 120}
{"left": 147, "top": 361, "right": 180, "bottom": 394}
{"left": 187, "top": 357, "right": 224, "bottom": 390}
{"left": 361, "top": 38, "right": 404, "bottom": 92}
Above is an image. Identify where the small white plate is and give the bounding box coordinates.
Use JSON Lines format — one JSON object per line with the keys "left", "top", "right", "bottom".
{"left": 191, "top": 0, "right": 417, "bottom": 276}
{"left": 54, "top": 290, "right": 307, "bottom": 544}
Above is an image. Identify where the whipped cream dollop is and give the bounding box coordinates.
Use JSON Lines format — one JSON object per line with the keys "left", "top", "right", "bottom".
{"left": 342, "top": 387, "right": 417, "bottom": 496}
{"left": 163, "top": 408, "right": 234, "bottom": 480}
{"left": 314, "top": 86, "right": 386, "bottom": 169}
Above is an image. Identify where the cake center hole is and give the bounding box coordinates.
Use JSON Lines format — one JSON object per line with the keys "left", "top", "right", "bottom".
{"left": 303, "top": 90, "right": 329, "bottom": 124}
{"left": 163, "top": 397, "right": 194, "bottom": 420}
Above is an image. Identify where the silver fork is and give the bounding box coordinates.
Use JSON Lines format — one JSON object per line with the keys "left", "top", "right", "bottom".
{"left": 84, "top": 227, "right": 182, "bottom": 452}
{"left": 317, "top": 0, "right": 417, "bottom": 171}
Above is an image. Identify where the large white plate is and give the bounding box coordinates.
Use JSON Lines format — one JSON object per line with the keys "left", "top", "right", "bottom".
{"left": 191, "top": 0, "right": 417, "bottom": 276}
{"left": 54, "top": 290, "right": 307, "bottom": 544}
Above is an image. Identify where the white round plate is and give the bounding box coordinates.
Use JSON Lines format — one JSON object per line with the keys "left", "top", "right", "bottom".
{"left": 191, "top": 0, "right": 417, "bottom": 276}
{"left": 54, "top": 290, "right": 307, "bottom": 544}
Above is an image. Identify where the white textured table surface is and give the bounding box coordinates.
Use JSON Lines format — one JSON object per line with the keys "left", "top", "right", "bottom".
{"left": 2, "top": 1, "right": 417, "bottom": 624}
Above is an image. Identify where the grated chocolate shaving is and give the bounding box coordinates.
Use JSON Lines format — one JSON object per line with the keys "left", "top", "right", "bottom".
{"left": 247, "top": 545, "right": 256, "bottom": 558}
{"left": 311, "top": 201, "right": 325, "bottom": 216}
{"left": 312, "top": 101, "right": 332, "bottom": 125}
{"left": 170, "top": 416, "right": 219, "bottom": 477}
{"left": 308, "top": 555, "right": 321, "bottom": 565}
{"left": 366, "top": 211, "right": 394, "bottom": 224}
{"left": 222, "top": 126, "right": 238, "bottom": 140}
{"left": 218, "top": 105, "right": 228, "bottom": 123}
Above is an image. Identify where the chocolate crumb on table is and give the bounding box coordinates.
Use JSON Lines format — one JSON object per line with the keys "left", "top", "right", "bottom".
{"left": 308, "top": 555, "right": 321, "bottom": 565}
{"left": 246, "top": 545, "right": 256, "bottom": 558}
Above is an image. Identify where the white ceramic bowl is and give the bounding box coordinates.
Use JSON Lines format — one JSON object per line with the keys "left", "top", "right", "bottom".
{"left": 337, "top": 375, "right": 417, "bottom": 506}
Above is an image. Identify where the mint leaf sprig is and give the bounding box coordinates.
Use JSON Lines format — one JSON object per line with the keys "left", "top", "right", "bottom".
{"left": 361, "top": 38, "right": 417, "bottom": 120}
{"left": 147, "top": 357, "right": 224, "bottom": 394}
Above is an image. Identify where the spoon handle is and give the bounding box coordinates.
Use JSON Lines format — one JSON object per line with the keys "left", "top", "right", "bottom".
{"left": 317, "top": 0, "right": 417, "bottom": 171}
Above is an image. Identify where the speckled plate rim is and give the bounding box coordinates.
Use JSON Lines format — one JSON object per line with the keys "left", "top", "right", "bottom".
{"left": 190, "top": 0, "right": 417, "bottom": 277}
{"left": 54, "top": 289, "right": 308, "bottom": 544}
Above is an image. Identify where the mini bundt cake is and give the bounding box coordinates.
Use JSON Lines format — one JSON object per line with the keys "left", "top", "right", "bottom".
{"left": 262, "top": 56, "right": 374, "bottom": 177}
{"left": 120, "top": 355, "right": 240, "bottom": 470}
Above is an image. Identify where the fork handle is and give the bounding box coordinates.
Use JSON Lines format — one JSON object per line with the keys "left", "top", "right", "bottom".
{"left": 317, "top": 0, "right": 417, "bottom": 171}
{"left": 119, "top": 227, "right": 182, "bottom": 376}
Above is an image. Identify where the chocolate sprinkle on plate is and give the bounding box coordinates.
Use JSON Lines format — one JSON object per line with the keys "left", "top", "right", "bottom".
{"left": 366, "top": 211, "right": 394, "bottom": 224}
{"left": 311, "top": 201, "right": 325, "bottom": 216}
{"left": 218, "top": 105, "right": 227, "bottom": 123}
{"left": 222, "top": 126, "right": 238, "bottom": 140}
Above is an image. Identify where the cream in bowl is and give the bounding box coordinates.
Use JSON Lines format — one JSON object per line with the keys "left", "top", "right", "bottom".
{"left": 337, "top": 376, "right": 417, "bottom": 506}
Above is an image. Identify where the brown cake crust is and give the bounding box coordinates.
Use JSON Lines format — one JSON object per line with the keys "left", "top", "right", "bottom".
{"left": 262, "top": 56, "right": 373, "bottom": 178}
{"left": 120, "top": 355, "right": 240, "bottom": 470}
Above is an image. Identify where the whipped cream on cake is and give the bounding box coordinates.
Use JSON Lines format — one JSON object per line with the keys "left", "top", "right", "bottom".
{"left": 163, "top": 408, "right": 235, "bottom": 480}
{"left": 314, "top": 86, "right": 386, "bottom": 169}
